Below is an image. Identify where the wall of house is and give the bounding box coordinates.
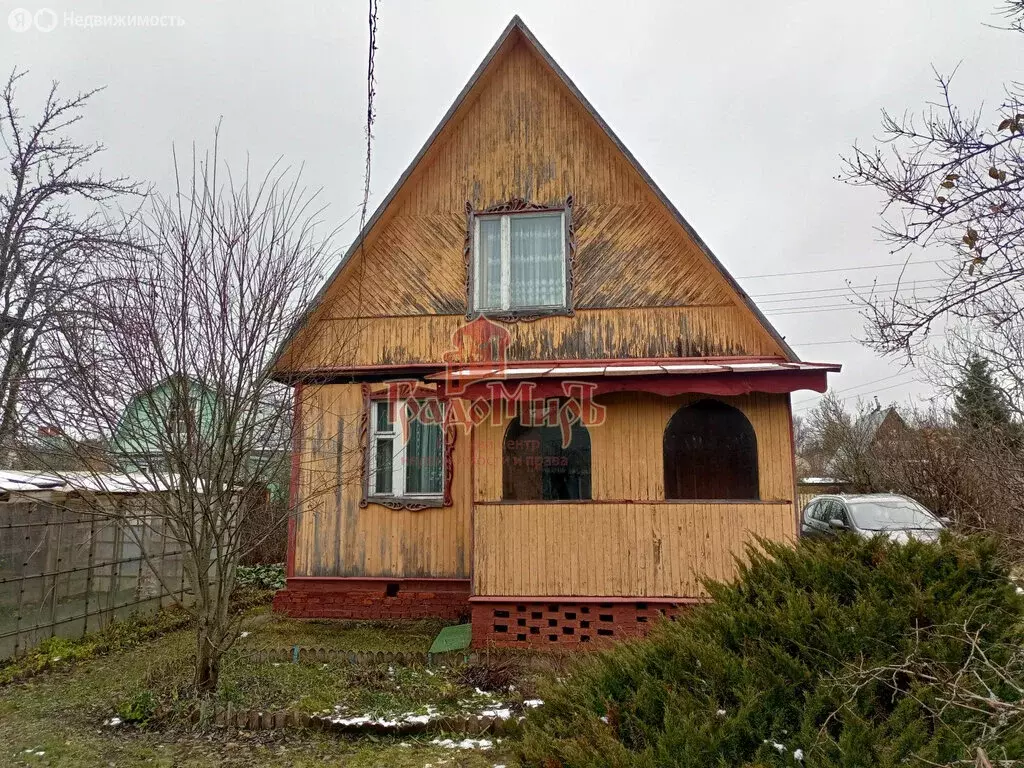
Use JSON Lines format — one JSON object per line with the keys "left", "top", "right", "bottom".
{"left": 471, "top": 391, "right": 797, "bottom": 598}
{"left": 288, "top": 383, "right": 472, "bottom": 580}
{"left": 279, "top": 35, "right": 786, "bottom": 374}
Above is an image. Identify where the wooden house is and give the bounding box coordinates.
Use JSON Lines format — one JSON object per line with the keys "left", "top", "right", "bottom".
{"left": 271, "top": 17, "right": 840, "bottom": 647}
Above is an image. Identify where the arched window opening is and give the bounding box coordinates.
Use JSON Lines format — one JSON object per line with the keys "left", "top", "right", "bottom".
{"left": 663, "top": 400, "right": 759, "bottom": 500}
{"left": 502, "top": 418, "right": 591, "bottom": 501}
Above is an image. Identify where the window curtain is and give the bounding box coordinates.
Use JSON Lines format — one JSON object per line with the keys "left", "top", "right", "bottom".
{"left": 477, "top": 217, "right": 502, "bottom": 310}
{"left": 404, "top": 404, "right": 443, "bottom": 494}
{"left": 510, "top": 214, "right": 563, "bottom": 308}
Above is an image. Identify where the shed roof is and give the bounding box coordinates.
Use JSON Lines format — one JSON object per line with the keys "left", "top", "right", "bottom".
{"left": 0, "top": 470, "right": 173, "bottom": 496}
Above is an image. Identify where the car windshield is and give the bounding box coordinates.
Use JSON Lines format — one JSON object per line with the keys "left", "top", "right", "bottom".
{"left": 847, "top": 498, "right": 941, "bottom": 531}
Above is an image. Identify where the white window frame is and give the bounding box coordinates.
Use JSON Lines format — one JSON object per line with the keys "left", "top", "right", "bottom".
{"left": 367, "top": 399, "right": 445, "bottom": 500}
{"left": 472, "top": 210, "right": 567, "bottom": 313}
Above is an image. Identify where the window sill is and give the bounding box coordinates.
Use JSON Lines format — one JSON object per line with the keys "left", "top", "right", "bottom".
{"left": 362, "top": 495, "right": 446, "bottom": 511}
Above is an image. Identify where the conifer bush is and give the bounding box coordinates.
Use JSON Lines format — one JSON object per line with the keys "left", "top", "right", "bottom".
{"left": 518, "top": 535, "right": 1024, "bottom": 767}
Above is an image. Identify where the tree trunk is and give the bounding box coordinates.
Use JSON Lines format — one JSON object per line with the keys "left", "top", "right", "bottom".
{"left": 194, "top": 622, "right": 221, "bottom": 692}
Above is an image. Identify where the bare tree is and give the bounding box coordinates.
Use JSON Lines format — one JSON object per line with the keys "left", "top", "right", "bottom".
{"left": 804, "top": 393, "right": 886, "bottom": 489}
{"left": 841, "top": 2, "right": 1024, "bottom": 356}
{"left": 0, "top": 70, "right": 140, "bottom": 458}
{"left": 37, "top": 137, "right": 347, "bottom": 692}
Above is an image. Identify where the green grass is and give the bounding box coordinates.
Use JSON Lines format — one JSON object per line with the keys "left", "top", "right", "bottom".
{"left": 238, "top": 614, "right": 448, "bottom": 653}
{"left": 0, "top": 607, "right": 519, "bottom": 767}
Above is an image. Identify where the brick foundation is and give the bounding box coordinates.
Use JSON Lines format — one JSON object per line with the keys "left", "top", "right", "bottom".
{"left": 273, "top": 578, "right": 471, "bottom": 621}
{"left": 470, "top": 599, "right": 693, "bottom": 648}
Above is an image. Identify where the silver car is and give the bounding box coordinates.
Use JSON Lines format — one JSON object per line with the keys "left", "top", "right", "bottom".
{"left": 801, "top": 493, "right": 947, "bottom": 543}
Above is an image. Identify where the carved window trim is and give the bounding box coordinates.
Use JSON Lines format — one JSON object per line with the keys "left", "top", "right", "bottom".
{"left": 464, "top": 196, "right": 577, "bottom": 323}
{"left": 359, "top": 384, "right": 457, "bottom": 511}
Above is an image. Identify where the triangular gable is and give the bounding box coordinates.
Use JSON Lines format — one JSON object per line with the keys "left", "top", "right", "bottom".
{"left": 276, "top": 16, "right": 797, "bottom": 370}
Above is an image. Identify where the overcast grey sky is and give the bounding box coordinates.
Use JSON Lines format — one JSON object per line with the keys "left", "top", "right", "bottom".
{"left": 3, "top": 0, "right": 1020, "bottom": 416}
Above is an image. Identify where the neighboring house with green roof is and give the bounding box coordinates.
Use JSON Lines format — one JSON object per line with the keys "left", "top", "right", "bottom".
{"left": 110, "top": 376, "right": 290, "bottom": 500}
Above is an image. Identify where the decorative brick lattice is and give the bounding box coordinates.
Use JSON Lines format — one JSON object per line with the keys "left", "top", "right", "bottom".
{"left": 470, "top": 600, "right": 689, "bottom": 648}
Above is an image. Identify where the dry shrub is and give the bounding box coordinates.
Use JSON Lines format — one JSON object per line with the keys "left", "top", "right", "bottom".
{"left": 454, "top": 655, "right": 524, "bottom": 691}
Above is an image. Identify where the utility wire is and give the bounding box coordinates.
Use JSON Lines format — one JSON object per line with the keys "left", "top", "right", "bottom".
{"left": 752, "top": 278, "right": 948, "bottom": 301}
{"left": 359, "top": 0, "right": 379, "bottom": 232}
{"left": 735, "top": 258, "right": 953, "bottom": 280}
{"left": 793, "top": 376, "right": 923, "bottom": 413}
{"left": 792, "top": 371, "right": 914, "bottom": 408}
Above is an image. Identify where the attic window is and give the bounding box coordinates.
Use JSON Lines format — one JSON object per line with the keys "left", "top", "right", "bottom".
{"left": 472, "top": 208, "right": 568, "bottom": 314}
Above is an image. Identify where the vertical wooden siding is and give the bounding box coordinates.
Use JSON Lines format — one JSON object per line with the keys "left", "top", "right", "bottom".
{"left": 471, "top": 391, "right": 796, "bottom": 597}
{"left": 474, "top": 392, "right": 795, "bottom": 503}
{"left": 291, "top": 384, "right": 471, "bottom": 579}
{"left": 472, "top": 501, "right": 795, "bottom": 597}
{"left": 280, "top": 35, "right": 786, "bottom": 373}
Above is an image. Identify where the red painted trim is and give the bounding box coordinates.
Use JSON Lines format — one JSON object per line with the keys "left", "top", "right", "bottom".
{"left": 786, "top": 393, "right": 801, "bottom": 540}
{"left": 454, "top": 369, "right": 831, "bottom": 399}
{"left": 276, "top": 356, "right": 841, "bottom": 382}
{"left": 286, "top": 383, "right": 303, "bottom": 579}
{"left": 468, "top": 595, "right": 706, "bottom": 603}
{"left": 469, "top": 422, "right": 477, "bottom": 598}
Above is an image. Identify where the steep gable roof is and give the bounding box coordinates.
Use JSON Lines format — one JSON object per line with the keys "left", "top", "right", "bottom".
{"left": 275, "top": 15, "right": 797, "bottom": 369}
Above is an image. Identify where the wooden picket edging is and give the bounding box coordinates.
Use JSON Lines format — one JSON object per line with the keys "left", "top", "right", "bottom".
{"left": 232, "top": 646, "right": 473, "bottom": 666}
{"left": 231, "top": 644, "right": 563, "bottom": 668}
{"left": 207, "top": 704, "right": 521, "bottom": 736}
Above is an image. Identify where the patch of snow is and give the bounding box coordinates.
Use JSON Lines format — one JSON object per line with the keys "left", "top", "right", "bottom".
{"left": 523, "top": 699, "right": 544, "bottom": 708}
{"left": 326, "top": 705, "right": 440, "bottom": 728}
{"left": 430, "top": 737, "right": 495, "bottom": 750}
{"left": 794, "top": 748, "right": 805, "bottom": 761}
{"left": 478, "top": 707, "right": 511, "bottom": 719}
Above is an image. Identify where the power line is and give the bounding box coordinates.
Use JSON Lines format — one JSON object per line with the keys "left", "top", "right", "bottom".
{"left": 789, "top": 339, "right": 860, "bottom": 347}
{"left": 735, "top": 258, "right": 952, "bottom": 280}
{"left": 768, "top": 304, "right": 861, "bottom": 316}
{"left": 358, "top": 0, "right": 378, "bottom": 231}
{"left": 793, "top": 376, "right": 924, "bottom": 413}
{"left": 752, "top": 278, "right": 948, "bottom": 301}
{"left": 792, "top": 371, "right": 914, "bottom": 408}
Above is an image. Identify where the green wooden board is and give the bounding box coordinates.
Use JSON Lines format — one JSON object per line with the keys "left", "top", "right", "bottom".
{"left": 429, "top": 623, "right": 472, "bottom": 654}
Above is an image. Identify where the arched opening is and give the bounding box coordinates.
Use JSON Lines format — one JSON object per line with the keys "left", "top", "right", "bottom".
{"left": 663, "top": 399, "right": 759, "bottom": 500}
{"left": 502, "top": 418, "right": 591, "bottom": 501}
